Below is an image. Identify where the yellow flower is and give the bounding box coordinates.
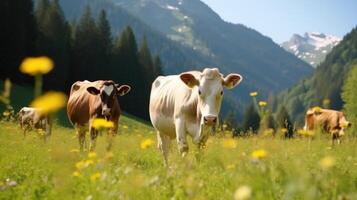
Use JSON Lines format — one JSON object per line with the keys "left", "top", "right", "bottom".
{"left": 251, "top": 149, "right": 267, "bottom": 159}
{"left": 88, "top": 152, "right": 97, "bottom": 159}
{"left": 90, "top": 172, "right": 101, "bottom": 182}
{"left": 319, "top": 156, "right": 335, "bottom": 170}
{"left": 280, "top": 128, "right": 288, "bottom": 133}
{"left": 85, "top": 159, "right": 94, "bottom": 166}
{"left": 222, "top": 138, "right": 238, "bottom": 149}
{"left": 234, "top": 185, "right": 252, "bottom": 200}
{"left": 75, "top": 160, "right": 86, "bottom": 170}
{"left": 297, "top": 129, "right": 314, "bottom": 137}
{"left": 140, "top": 139, "right": 154, "bottom": 149}
{"left": 258, "top": 101, "right": 267, "bottom": 107}
{"left": 122, "top": 125, "right": 129, "bottom": 129}
{"left": 312, "top": 106, "right": 321, "bottom": 112}
{"left": 2, "top": 111, "right": 10, "bottom": 117}
{"left": 92, "top": 118, "right": 114, "bottom": 129}
{"left": 20, "top": 56, "right": 54, "bottom": 75}
{"left": 30, "top": 92, "right": 67, "bottom": 114}
{"left": 72, "top": 171, "right": 81, "bottom": 177}
{"left": 70, "top": 149, "right": 79, "bottom": 153}
{"left": 249, "top": 92, "right": 258, "bottom": 97}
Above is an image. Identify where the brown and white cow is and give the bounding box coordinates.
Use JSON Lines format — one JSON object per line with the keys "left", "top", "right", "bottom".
{"left": 18, "top": 107, "right": 50, "bottom": 138}
{"left": 149, "top": 68, "right": 242, "bottom": 165}
{"left": 67, "top": 80, "right": 131, "bottom": 151}
{"left": 303, "top": 108, "right": 351, "bottom": 144}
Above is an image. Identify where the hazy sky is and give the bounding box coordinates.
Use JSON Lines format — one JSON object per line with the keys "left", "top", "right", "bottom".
{"left": 200, "top": 0, "right": 357, "bottom": 43}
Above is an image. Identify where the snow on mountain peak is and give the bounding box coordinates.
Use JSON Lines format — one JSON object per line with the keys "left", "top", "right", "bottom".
{"left": 281, "top": 32, "right": 341, "bottom": 67}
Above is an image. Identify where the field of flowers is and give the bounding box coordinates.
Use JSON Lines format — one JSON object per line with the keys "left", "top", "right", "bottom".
{"left": 1, "top": 115, "right": 357, "bottom": 200}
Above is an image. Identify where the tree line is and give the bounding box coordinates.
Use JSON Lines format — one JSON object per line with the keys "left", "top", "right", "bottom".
{"left": 0, "top": 0, "right": 162, "bottom": 120}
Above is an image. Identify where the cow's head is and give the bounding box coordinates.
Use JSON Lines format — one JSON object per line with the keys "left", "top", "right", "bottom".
{"left": 338, "top": 114, "right": 352, "bottom": 136}
{"left": 87, "top": 81, "right": 131, "bottom": 118}
{"left": 180, "top": 68, "right": 242, "bottom": 127}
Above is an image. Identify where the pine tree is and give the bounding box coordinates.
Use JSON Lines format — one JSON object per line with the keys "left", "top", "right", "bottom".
{"left": 96, "top": 9, "right": 112, "bottom": 78}
{"left": 242, "top": 104, "right": 261, "bottom": 133}
{"left": 342, "top": 64, "right": 357, "bottom": 135}
{"left": 71, "top": 5, "right": 100, "bottom": 81}
{"left": 36, "top": 0, "right": 71, "bottom": 90}
{"left": 153, "top": 55, "right": 163, "bottom": 77}
{"left": 276, "top": 106, "right": 294, "bottom": 138}
{"left": 0, "top": 0, "right": 37, "bottom": 82}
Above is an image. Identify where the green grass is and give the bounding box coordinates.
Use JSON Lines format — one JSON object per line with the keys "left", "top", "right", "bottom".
{"left": 1, "top": 116, "right": 357, "bottom": 200}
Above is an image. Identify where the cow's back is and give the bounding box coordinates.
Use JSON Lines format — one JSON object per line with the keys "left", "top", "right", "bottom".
{"left": 149, "top": 74, "right": 198, "bottom": 137}
{"left": 67, "top": 81, "right": 101, "bottom": 126}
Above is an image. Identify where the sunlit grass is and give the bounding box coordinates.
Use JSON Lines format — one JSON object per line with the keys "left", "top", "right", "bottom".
{"left": 0, "top": 116, "right": 357, "bottom": 199}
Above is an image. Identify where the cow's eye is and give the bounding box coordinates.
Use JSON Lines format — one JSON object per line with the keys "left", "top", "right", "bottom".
{"left": 198, "top": 90, "right": 202, "bottom": 95}
{"left": 220, "top": 91, "right": 223, "bottom": 96}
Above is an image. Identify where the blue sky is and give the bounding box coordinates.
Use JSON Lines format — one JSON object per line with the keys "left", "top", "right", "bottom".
{"left": 200, "top": 0, "right": 357, "bottom": 43}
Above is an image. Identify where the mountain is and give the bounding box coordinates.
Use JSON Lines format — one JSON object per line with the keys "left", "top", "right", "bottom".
{"left": 275, "top": 27, "right": 357, "bottom": 125}
{"left": 281, "top": 32, "right": 341, "bottom": 67}
{"left": 56, "top": 0, "right": 312, "bottom": 119}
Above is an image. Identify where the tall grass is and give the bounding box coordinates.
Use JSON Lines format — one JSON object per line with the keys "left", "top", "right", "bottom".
{"left": 0, "top": 116, "right": 357, "bottom": 200}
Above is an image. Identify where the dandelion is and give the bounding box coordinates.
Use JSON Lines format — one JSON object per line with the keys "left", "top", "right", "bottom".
{"left": 2, "top": 111, "right": 10, "bottom": 117}
{"left": 222, "top": 138, "right": 238, "bottom": 149}
{"left": 85, "top": 159, "right": 94, "bottom": 166}
{"left": 122, "top": 125, "right": 129, "bottom": 129}
{"left": 30, "top": 92, "right": 67, "bottom": 114}
{"left": 72, "top": 171, "right": 81, "bottom": 177}
{"left": 280, "top": 128, "right": 287, "bottom": 133}
{"left": 258, "top": 101, "right": 267, "bottom": 107}
{"left": 19, "top": 56, "right": 53, "bottom": 76}
{"left": 297, "top": 129, "right": 314, "bottom": 137}
{"left": 75, "top": 160, "right": 86, "bottom": 170}
{"left": 312, "top": 106, "right": 321, "bottom": 112}
{"left": 249, "top": 92, "right": 258, "bottom": 97}
{"left": 140, "top": 139, "right": 154, "bottom": 149}
{"left": 92, "top": 118, "right": 114, "bottom": 129}
{"left": 234, "top": 185, "right": 252, "bottom": 200}
{"left": 90, "top": 172, "right": 101, "bottom": 182}
{"left": 223, "top": 124, "right": 228, "bottom": 129}
{"left": 319, "top": 156, "right": 335, "bottom": 170}
{"left": 88, "top": 152, "right": 97, "bottom": 159}
{"left": 251, "top": 149, "right": 267, "bottom": 159}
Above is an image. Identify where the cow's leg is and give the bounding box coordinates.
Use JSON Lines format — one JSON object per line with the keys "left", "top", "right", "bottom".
{"left": 175, "top": 118, "right": 188, "bottom": 157}
{"left": 78, "top": 128, "right": 86, "bottom": 151}
{"left": 157, "top": 131, "right": 171, "bottom": 166}
{"left": 89, "top": 127, "right": 98, "bottom": 152}
{"left": 106, "top": 127, "right": 117, "bottom": 151}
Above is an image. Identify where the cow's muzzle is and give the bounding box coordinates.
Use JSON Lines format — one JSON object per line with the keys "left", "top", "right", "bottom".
{"left": 203, "top": 115, "right": 217, "bottom": 126}
{"left": 102, "top": 108, "right": 111, "bottom": 117}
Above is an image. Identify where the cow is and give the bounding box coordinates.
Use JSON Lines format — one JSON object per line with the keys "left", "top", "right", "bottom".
{"left": 303, "top": 107, "right": 351, "bottom": 144}
{"left": 18, "top": 107, "right": 50, "bottom": 138}
{"left": 67, "top": 80, "right": 131, "bottom": 151}
{"left": 149, "top": 68, "right": 242, "bottom": 165}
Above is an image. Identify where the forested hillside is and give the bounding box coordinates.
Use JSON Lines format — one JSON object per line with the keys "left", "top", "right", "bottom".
{"left": 0, "top": 0, "right": 162, "bottom": 119}
{"left": 275, "top": 26, "right": 357, "bottom": 124}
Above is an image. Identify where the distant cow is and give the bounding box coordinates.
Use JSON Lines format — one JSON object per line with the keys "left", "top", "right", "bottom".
{"left": 67, "top": 80, "right": 131, "bottom": 151}
{"left": 304, "top": 108, "right": 351, "bottom": 144}
{"left": 149, "top": 68, "right": 242, "bottom": 165}
{"left": 18, "top": 107, "right": 50, "bottom": 137}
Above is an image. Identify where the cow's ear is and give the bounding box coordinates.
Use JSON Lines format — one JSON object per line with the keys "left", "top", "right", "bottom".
{"left": 87, "top": 87, "right": 100, "bottom": 95}
{"left": 180, "top": 73, "right": 199, "bottom": 88}
{"left": 117, "top": 85, "right": 131, "bottom": 96}
{"left": 223, "top": 73, "right": 242, "bottom": 89}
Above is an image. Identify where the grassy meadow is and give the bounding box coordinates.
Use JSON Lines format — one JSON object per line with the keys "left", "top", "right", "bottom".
{"left": 1, "top": 116, "right": 357, "bottom": 200}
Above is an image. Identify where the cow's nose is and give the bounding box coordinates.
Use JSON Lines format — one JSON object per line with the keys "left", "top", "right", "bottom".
{"left": 102, "top": 108, "right": 111, "bottom": 116}
{"left": 204, "top": 115, "right": 217, "bottom": 126}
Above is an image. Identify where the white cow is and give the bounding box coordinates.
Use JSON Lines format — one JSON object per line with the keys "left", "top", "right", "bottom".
{"left": 149, "top": 68, "right": 242, "bottom": 165}
{"left": 18, "top": 107, "right": 50, "bottom": 137}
